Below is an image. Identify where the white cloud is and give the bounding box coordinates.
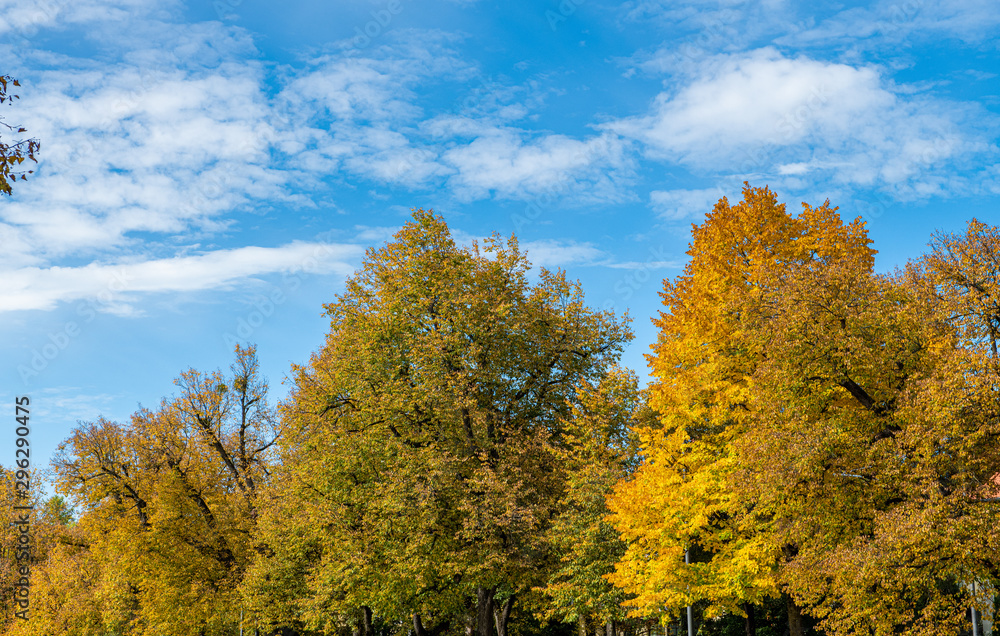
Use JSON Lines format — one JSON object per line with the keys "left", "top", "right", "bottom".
{"left": 0, "top": 0, "right": 173, "bottom": 36}
{"left": 352, "top": 224, "right": 402, "bottom": 243}
{"left": 783, "top": 0, "right": 1000, "bottom": 47}
{"left": 521, "top": 239, "right": 605, "bottom": 269}
{"left": 443, "top": 131, "right": 632, "bottom": 202}
{"left": 276, "top": 47, "right": 462, "bottom": 188}
{"left": 649, "top": 187, "right": 725, "bottom": 221}
{"left": 1, "top": 55, "right": 300, "bottom": 265}
{"left": 0, "top": 242, "right": 364, "bottom": 313}
{"left": 19, "top": 386, "right": 122, "bottom": 428}
{"left": 277, "top": 41, "right": 634, "bottom": 203}
{"left": 0, "top": 20, "right": 640, "bottom": 324}
{"left": 282, "top": 57, "right": 427, "bottom": 124}
{"left": 618, "top": 0, "right": 792, "bottom": 72}
{"left": 606, "top": 48, "right": 993, "bottom": 194}
{"left": 520, "top": 238, "right": 682, "bottom": 271}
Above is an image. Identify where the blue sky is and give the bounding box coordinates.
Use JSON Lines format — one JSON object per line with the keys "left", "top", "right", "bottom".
{"left": 1, "top": 0, "right": 999, "bottom": 470}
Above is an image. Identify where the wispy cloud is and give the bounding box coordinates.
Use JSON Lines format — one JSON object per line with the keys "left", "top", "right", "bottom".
{"left": 2, "top": 52, "right": 297, "bottom": 266}
{"left": 1, "top": 17, "right": 637, "bottom": 313}
{"left": 280, "top": 40, "right": 635, "bottom": 203}
{"left": 0, "top": 0, "right": 172, "bottom": 36}
{"left": 781, "top": 0, "right": 1000, "bottom": 47}
{"left": 443, "top": 131, "right": 632, "bottom": 202}
{"left": 649, "top": 187, "right": 725, "bottom": 221}
{"left": 521, "top": 239, "right": 606, "bottom": 269}
{"left": 519, "top": 239, "right": 680, "bottom": 271}
{"left": 0, "top": 242, "right": 364, "bottom": 313}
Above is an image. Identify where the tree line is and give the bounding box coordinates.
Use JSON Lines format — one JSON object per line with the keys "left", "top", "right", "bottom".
{"left": 2, "top": 190, "right": 999, "bottom": 636}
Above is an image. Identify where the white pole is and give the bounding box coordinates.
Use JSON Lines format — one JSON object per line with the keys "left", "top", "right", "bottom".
{"left": 685, "top": 550, "right": 694, "bottom": 636}
{"left": 973, "top": 582, "right": 981, "bottom": 636}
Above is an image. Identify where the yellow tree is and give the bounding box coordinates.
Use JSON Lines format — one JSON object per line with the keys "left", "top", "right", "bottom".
{"left": 244, "top": 210, "right": 632, "bottom": 636}
{"left": 19, "top": 344, "right": 280, "bottom": 636}
{"left": 611, "top": 185, "right": 1000, "bottom": 636}
{"left": 0, "top": 465, "right": 93, "bottom": 634}
{"left": 0, "top": 468, "right": 40, "bottom": 630}
{"left": 608, "top": 184, "right": 874, "bottom": 635}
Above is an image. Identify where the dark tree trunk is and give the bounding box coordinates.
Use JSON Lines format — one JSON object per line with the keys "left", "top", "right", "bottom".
{"left": 744, "top": 602, "right": 756, "bottom": 636}
{"left": 412, "top": 614, "right": 451, "bottom": 636}
{"left": 476, "top": 587, "right": 496, "bottom": 636}
{"left": 786, "top": 596, "right": 804, "bottom": 636}
{"left": 494, "top": 595, "right": 515, "bottom": 636}
{"left": 363, "top": 605, "right": 373, "bottom": 636}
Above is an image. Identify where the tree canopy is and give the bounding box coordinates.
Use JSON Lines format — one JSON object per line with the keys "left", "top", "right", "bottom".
{"left": 245, "top": 209, "right": 634, "bottom": 636}
{"left": 608, "top": 184, "right": 1000, "bottom": 636}
{"left": 2, "top": 198, "right": 998, "bottom": 636}
{"left": 10, "top": 344, "right": 279, "bottom": 636}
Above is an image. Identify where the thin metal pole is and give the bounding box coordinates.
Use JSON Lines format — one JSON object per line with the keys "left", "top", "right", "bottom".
{"left": 685, "top": 550, "right": 694, "bottom": 636}
{"left": 972, "top": 581, "right": 981, "bottom": 636}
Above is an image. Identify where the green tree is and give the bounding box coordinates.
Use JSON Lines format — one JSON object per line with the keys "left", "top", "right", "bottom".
{"left": 41, "top": 496, "right": 75, "bottom": 526}
{"left": 538, "top": 366, "right": 653, "bottom": 636}
{"left": 244, "top": 210, "right": 632, "bottom": 636}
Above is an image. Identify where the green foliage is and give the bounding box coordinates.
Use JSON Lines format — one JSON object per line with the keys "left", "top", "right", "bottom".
{"left": 245, "top": 209, "right": 633, "bottom": 635}
{"left": 7, "top": 199, "right": 998, "bottom": 636}
{"left": 41, "top": 496, "right": 75, "bottom": 526}
{"left": 539, "top": 367, "right": 652, "bottom": 628}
